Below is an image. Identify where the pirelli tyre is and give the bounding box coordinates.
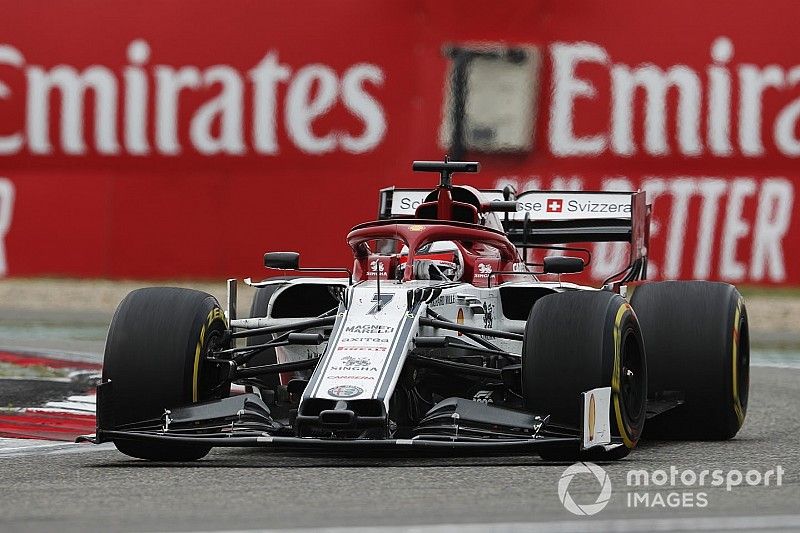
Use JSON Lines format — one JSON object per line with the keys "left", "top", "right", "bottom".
{"left": 629, "top": 281, "right": 749, "bottom": 440}
{"left": 100, "top": 288, "right": 230, "bottom": 461}
{"left": 523, "top": 290, "right": 647, "bottom": 460}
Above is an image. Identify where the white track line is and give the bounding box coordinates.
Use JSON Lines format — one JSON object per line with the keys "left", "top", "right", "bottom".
{"left": 0, "top": 438, "right": 113, "bottom": 458}
{"left": 191, "top": 514, "right": 800, "bottom": 533}
{"left": 752, "top": 361, "right": 800, "bottom": 370}
{"left": 37, "top": 401, "right": 96, "bottom": 413}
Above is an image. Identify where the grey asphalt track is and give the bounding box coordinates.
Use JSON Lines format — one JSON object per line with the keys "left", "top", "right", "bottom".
{"left": 0, "top": 366, "right": 798, "bottom": 533}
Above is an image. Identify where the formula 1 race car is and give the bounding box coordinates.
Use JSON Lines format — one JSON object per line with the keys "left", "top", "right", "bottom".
{"left": 89, "top": 158, "right": 750, "bottom": 461}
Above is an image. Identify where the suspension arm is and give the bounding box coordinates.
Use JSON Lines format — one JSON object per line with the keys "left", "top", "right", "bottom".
{"left": 418, "top": 317, "right": 524, "bottom": 342}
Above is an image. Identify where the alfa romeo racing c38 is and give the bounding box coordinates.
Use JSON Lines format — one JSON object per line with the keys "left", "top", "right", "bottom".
{"left": 89, "top": 159, "right": 749, "bottom": 461}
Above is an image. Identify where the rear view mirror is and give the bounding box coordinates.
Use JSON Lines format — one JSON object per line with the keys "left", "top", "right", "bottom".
{"left": 543, "top": 256, "right": 584, "bottom": 274}
{"left": 264, "top": 252, "right": 300, "bottom": 270}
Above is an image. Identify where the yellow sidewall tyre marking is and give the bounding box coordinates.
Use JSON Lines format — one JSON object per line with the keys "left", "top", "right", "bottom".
{"left": 192, "top": 308, "right": 225, "bottom": 403}
{"left": 612, "top": 302, "right": 636, "bottom": 449}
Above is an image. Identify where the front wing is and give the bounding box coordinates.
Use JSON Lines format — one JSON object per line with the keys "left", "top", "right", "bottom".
{"left": 84, "top": 386, "right": 626, "bottom": 454}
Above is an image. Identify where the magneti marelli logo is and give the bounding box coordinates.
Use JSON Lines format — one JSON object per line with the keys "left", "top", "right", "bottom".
{"left": 558, "top": 462, "right": 612, "bottom": 516}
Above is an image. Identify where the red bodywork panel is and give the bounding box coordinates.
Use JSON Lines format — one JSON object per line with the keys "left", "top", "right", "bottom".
{"left": 348, "top": 220, "right": 518, "bottom": 283}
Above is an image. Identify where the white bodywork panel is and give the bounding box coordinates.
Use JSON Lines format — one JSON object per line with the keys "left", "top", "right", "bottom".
{"left": 582, "top": 386, "right": 612, "bottom": 450}
{"left": 262, "top": 278, "right": 607, "bottom": 416}
{"left": 267, "top": 278, "right": 598, "bottom": 365}
{"left": 263, "top": 278, "right": 599, "bottom": 411}
{"left": 311, "top": 284, "right": 417, "bottom": 401}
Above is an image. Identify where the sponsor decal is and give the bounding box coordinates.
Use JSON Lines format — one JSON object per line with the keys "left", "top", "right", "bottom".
{"left": 475, "top": 263, "right": 492, "bottom": 278}
{"left": 568, "top": 199, "right": 630, "bottom": 214}
{"left": 429, "top": 294, "right": 457, "bottom": 307}
{"left": 390, "top": 191, "right": 507, "bottom": 216}
{"left": 408, "top": 225, "right": 426, "bottom": 232}
{"left": 341, "top": 356, "right": 371, "bottom": 367}
{"left": 328, "top": 363, "right": 379, "bottom": 370}
{"left": 335, "top": 346, "right": 387, "bottom": 352}
{"left": 456, "top": 308, "right": 464, "bottom": 336}
{"left": 340, "top": 337, "right": 389, "bottom": 343}
{"left": 482, "top": 302, "right": 494, "bottom": 333}
{"left": 547, "top": 198, "right": 563, "bottom": 212}
{"left": 588, "top": 393, "right": 596, "bottom": 442}
{"left": 516, "top": 195, "right": 632, "bottom": 218}
{"left": 327, "top": 375, "right": 375, "bottom": 380}
{"left": 345, "top": 324, "right": 395, "bottom": 334}
{"left": 472, "top": 390, "right": 494, "bottom": 404}
{"left": 395, "top": 193, "right": 427, "bottom": 214}
{"left": 367, "top": 260, "right": 388, "bottom": 278}
{"left": 327, "top": 385, "right": 364, "bottom": 398}
{"left": 521, "top": 198, "right": 632, "bottom": 215}
{"left": 367, "top": 292, "right": 394, "bottom": 314}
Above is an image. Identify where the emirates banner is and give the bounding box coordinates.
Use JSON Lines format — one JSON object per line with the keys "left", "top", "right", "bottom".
{"left": 0, "top": 1, "right": 798, "bottom": 285}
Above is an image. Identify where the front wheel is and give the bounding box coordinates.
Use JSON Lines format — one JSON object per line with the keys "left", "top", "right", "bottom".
{"left": 100, "top": 287, "right": 230, "bottom": 461}
{"left": 523, "top": 290, "right": 647, "bottom": 460}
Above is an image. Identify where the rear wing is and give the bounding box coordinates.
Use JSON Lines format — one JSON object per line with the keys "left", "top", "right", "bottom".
{"left": 378, "top": 187, "right": 650, "bottom": 280}
{"left": 506, "top": 190, "right": 649, "bottom": 269}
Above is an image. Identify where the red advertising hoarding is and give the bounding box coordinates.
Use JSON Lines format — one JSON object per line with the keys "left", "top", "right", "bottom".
{"left": 0, "top": 1, "right": 797, "bottom": 284}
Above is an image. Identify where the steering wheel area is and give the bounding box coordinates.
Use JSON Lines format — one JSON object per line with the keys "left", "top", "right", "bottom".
{"left": 413, "top": 259, "right": 459, "bottom": 281}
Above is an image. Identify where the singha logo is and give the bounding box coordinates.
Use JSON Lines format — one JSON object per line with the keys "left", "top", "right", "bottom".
{"left": 342, "top": 356, "right": 371, "bottom": 367}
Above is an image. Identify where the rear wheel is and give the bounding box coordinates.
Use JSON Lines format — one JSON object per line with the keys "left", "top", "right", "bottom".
{"left": 523, "top": 290, "right": 647, "bottom": 460}
{"left": 100, "top": 287, "right": 230, "bottom": 461}
{"left": 629, "top": 281, "right": 748, "bottom": 440}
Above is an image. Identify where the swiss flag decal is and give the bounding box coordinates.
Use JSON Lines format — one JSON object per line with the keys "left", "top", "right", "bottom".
{"left": 547, "top": 198, "right": 563, "bottom": 213}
